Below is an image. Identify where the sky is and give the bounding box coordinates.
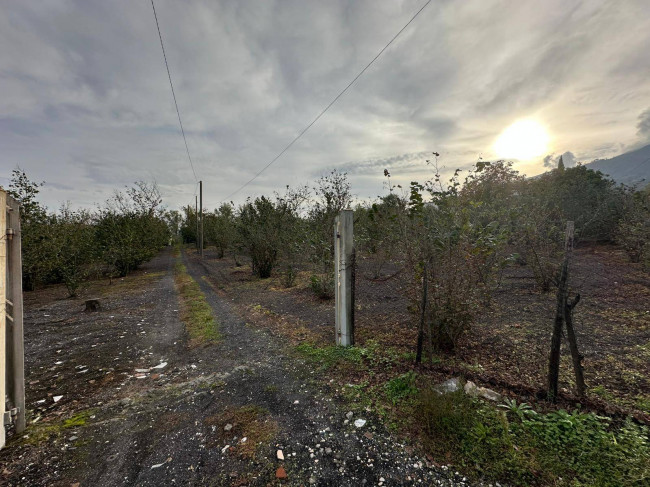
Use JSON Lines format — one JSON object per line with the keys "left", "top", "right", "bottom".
{"left": 2, "top": 0, "right": 650, "bottom": 211}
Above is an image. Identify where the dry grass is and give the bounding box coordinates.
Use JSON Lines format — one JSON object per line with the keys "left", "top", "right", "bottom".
{"left": 205, "top": 405, "right": 278, "bottom": 458}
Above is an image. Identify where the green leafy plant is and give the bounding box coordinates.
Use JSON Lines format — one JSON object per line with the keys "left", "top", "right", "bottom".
{"left": 384, "top": 371, "right": 418, "bottom": 404}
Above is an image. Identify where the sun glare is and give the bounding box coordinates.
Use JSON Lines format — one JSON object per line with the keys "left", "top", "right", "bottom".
{"left": 494, "top": 119, "right": 550, "bottom": 161}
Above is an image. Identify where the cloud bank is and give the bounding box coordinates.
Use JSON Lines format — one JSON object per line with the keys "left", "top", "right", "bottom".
{"left": 1, "top": 0, "right": 650, "bottom": 210}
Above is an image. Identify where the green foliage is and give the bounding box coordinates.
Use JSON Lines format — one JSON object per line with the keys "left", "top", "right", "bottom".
{"left": 616, "top": 186, "right": 650, "bottom": 267}
{"left": 238, "top": 196, "right": 285, "bottom": 278}
{"left": 295, "top": 343, "right": 365, "bottom": 369}
{"left": 20, "top": 409, "right": 94, "bottom": 446}
{"left": 403, "top": 161, "right": 514, "bottom": 351}
{"left": 174, "top": 259, "right": 220, "bottom": 343}
{"left": 417, "top": 388, "right": 650, "bottom": 486}
{"left": 180, "top": 204, "right": 199, "bottom": 244}
{"left": 7, "top": 170, "right": 169, "bottom": 290}
{"left": 530, "top": 165, "right": 627, "bottom": 242}
{"left": 6, "top": 167, "right": 47, "bottom": 223}
{"left": 309, "top": 273, "right": 334, "bottom": 299}
{"left": 281, "top": 264, "right": 297, "bottom": 288}
{"left": 354, "top": 193, "right": 406, "bottom": 278}
{"left": 51, "top": 207, "right": 97, "bottom": 296}
{"left": 384, "top": 371, "right": 418, "bottom": 404}
{"left": 307, "top": 170, "right": 352, "bottom": 285}
{"left": 203, "top": 203, "right": 236, "bottom": 258}
{"left": 96, "top": 182, "right": 169, "bottom": 278}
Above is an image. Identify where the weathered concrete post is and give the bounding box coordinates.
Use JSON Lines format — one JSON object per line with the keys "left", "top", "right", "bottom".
{"left": 334, "top": 209, "right": 354, "bottom": 346}
{"left": 7, "top": 196, "right": 25, "bottom": 433}
{"left": 0, "top": 190, "right": 7, "bottom": 449}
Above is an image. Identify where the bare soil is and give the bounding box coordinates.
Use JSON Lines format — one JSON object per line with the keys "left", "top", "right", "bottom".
{"left": 0, "top": 248, "right": 473, "bottom": 487}
{"left": 197, "top": 244, "right": 650, "bottom": 421}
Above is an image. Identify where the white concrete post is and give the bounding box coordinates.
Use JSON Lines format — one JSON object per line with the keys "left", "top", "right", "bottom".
{"left": 335, "top": 209, "right": 354, "bottom": 346}
{"left": 0, "top": 191, "right": 7, "bottom": 449}
{"left": 7, "top": 196, "right": 25, "bottom": 433}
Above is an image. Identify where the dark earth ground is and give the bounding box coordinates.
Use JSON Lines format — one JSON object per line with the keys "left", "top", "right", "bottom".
{"left": 0, "top": 248, "right": 481, "bottom": 487}
{"left": 201, "top": 244, "right": 649, "bottom": 420}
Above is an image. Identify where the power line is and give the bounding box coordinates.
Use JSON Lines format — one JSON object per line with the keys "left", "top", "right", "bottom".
{"left": 150, "top": 0, "right": 198, "bottom": 183}
{"left": 221, "top": 0, "right": 433, "bottom": 202}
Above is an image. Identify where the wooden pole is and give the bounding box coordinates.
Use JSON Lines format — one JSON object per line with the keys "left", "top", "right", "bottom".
{"left": 195, "top": 196, "right": 198, "bottom": 249}
{"left": 199, "top": 180, "right": 203, "bottom": 258}
{"left": 0, "top": 191, "right": 7, "bottom": 449}
{"left": 7, "top": 196, "right": 25, "bottom": 433}
{"left": 565, "top": 294, "right": 586, "bottom": 397}
{"left": 547, "top": 221, "right": 573, "bottom": 401}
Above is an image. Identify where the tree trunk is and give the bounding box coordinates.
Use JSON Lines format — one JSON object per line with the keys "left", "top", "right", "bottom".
{"left": 415, "top": 263, "right": 427, "bottom": 364}
{"left": 548, "top": 259, "right": 567, "bottom": 401}
{"left": 564, "top": 295, "right": 586, "bottom": 397}
{"left": 548, "top": 221, "right": 574, "bottom": 402}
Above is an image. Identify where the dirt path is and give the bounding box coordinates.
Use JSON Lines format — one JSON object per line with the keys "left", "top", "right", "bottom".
{"left": 1, "top": 249, "right": 473, "bottom": 487}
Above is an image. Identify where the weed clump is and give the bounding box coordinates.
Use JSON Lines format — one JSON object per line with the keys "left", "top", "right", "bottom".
{"left": 384, "top": 371, "right": 418, "bottom": 405}
{"left": 295, "top": 343, "right": 365, "bottom": 369}
{"left": 415, "top": 389, "right": 650, "bottom": 486}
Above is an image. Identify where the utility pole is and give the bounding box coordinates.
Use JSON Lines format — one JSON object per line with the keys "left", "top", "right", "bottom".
{"left": 199, "top": 180, "right": 203, "bottom": 258}
{"left": 195, "top": 195, "right": 198, "bottom": 250}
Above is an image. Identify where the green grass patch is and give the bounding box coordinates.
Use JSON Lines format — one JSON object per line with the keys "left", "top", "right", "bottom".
{"left": 384, "top": 371, "right": 418, "bottom": 405}
{"left": 174, "top": 259, "right": 220, "bottom": 344}
{"left": 415, "top": 389, "right": 650, "bottom": 486}
{"left": 19, "top": 410, "right": 94, "bottom": 446}
{"left": 295, "top": 343, "right": 366, "bottom": 369}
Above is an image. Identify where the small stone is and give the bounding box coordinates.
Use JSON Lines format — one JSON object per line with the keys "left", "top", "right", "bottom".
{"left": 435, "top": 378, "right": 461, "bottom": 394}
{"left": 224, "top": 423, "right": 233, "bottom": 431}
{"left": 363, "top": 432, "right": 373, "bottom": 440}
{"left": 354, "top": 419, "right": 366, "bottom": 428}
{"left": 477, "top": 387, "right": 501, "bottom": 402}
{"left": 346, "top": 411, "right": 354, "bottom": 419}
{"left": 276, "top": 466, "right": 287, "bottom": 479}
{"left": 152, "top": 362, "right": 167, "bottom": 369}
{"left": 151, "top": 374, "right": 160, "bottom": 380}
{"left": 53, "top": 395, "right": 63, "bottom": 403}
{"left": 325, "top": 447, "right": 332, "bottom": 455}
{"left": 464, "top": 381, "right": 478, "bottom": 396}
{"left": 277, "top": 449, "right": 284, "bottom": 460}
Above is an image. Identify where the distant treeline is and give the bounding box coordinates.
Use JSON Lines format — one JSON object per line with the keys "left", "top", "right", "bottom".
{"left": 179, "top": 160, "right": 649, "bottom": 351}
{"left": 5, "top": 169, "right": 177, "bottom": 296}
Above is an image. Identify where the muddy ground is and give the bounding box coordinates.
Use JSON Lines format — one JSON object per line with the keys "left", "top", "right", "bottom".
{"left": 0, "top": 248, "right": 477, "bottom": 487}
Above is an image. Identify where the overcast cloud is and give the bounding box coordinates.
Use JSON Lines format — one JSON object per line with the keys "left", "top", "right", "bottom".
{"left": 2, "top": 0, "right": 650, "bottom": 210}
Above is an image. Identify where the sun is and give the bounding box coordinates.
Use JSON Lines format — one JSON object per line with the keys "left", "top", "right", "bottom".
{"left": 493, "top": 119, "right": 550, "bottom": 161}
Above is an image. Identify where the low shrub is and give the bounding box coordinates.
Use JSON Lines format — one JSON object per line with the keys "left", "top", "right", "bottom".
{"left": 415, "top": 388, "right": 650, "bottom": 486}
{"left": 384, "top": 371, "right": 418, "bottom": 405}
{"left": 310, "top": 274, "right": 334, "bottom": 299}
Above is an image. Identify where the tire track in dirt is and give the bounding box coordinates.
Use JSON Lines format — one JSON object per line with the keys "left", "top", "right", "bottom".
{"left": 1, "top": 249, "right": 474, "bottom": 486}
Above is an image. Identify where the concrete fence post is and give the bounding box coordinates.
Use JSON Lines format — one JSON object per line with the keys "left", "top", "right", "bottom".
{"left": 1, "top": 191, "right": 26, "bottom": 450}
{"left": 1, "top": 190, "right": 6, "bottom": 449}
{"left": 334, "top": 209, "right": 354, "bottom": 346}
